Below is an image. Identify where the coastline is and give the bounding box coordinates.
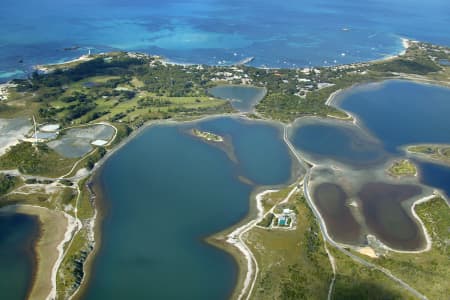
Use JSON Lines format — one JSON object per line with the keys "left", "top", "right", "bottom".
{"left": 34, "top": 55, "right": 93, "bottom": 73}
{"left": 286, "top": 83, "right": 441, "bottom": 255}
{"left": 68, "top": 174, "right": 106, "bottom": 300}
{"left": 76, "top": 77, "right": 442, "bottom": 300}
{"left": 0, "top": 205, "right": 78, "bottom": 300}
{"left": 3, "top": 35, "right": 448, "bottom": 299}
{"left": 66, "top": 112, "right": 298, "bottom": 299}
{"left": 205, "top": 123, "right": 305, "bottom": 300}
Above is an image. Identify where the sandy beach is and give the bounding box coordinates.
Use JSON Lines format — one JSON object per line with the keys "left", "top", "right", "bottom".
{"left": 0, "top": 83, "right": 16, "bottom": 101}
{"left": 34, "top": 55, "right": 93, "bottom": 73}
{"left": 0, "top": 205, "right": 78, "bottom": 300}
{"left": 225, "top": 189, "right": 277, "bottom": 300}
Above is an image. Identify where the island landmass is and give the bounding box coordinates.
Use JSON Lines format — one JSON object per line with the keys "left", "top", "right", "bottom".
{"left": 192, "top": 128, "right": 224, "bottom": 142}
{"left": 387, "top": 159, "right": 417, "bottom": 177}
{"left": 0, "top": 39, "right": 449, "bottom": 299}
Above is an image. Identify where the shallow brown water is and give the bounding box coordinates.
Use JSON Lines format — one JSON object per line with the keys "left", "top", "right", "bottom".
{"left": 313, "top": 182, "right": 362, "bottom": 244}
{"left": 359, "top": 182, "right": 424, "bottom": 250}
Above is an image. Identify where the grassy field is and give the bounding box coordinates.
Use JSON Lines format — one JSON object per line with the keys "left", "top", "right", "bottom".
{"left": 57, "top": 227, "right": 92, "bottom": 299}
{"left": 330, "top": 247, "right": 415, "bottom": 299}
{"left": 6, "top": 54, "right": 235, "bottom": 129}
{"left": 387, "top": 159, "right": 417, "bottom": 177}
{"left": 245, "top": 190, "right": 333, "bottom": 299}
{"left": 76, "top": 178, "right": 95, "bottom": 219}
{"left": 259, "top": 187, "right": 295, "bottom": 213}
{"left": 1, "top": 184, "right": 77, "bottom": 214}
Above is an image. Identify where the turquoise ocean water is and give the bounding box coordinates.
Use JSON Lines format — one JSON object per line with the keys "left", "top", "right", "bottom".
{"left": 1, "top": 0, "right": 450, "bottom": 298}
{"left": 1, "top": 0, "right": 449, "bottom": 81}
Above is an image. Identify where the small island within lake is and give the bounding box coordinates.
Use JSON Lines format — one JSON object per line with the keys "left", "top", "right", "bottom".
{"left": 387, "top": 159, "right": 417, "bottom": 177}
{"left": 192, "top": 128, "right": 224, "bottom": 142}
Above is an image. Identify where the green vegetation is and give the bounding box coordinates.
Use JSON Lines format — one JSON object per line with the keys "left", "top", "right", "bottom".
{"left": 387, "top": 159, "right": 417, "bottom": 177}
{"left": 0, "top": 183, "right": 77, "bottom": 212}
{"left": 0, "top": 142, "right": 75, "bottom": 177}
{"left": 254, "top": 42, "right": 447, "bottom": 122}
{"left": 57, "top": 228, "right": 93, "bottom": 299}
{"left": 260, "top": 188, "right": 294, "bottom": 212}
{"left": 246, "top": 188, "right": 440, "bottom": 299}
{"left": 257, "top": 213, "right": 274, "bottom": 227}
{"left": 85, "top": 147, "right": 107, "bottom": 170}
{"left": 3, "top": 42, "right": 447, "bottom": 125}
{"left": 246, "top": 192, "right": 332, "bottom": 299}
{"left": 0, "top": 173, "right": 20, "bottom": 196}
{"left": 192, "top": 128, "right": 224, "bottom": 142}
{"left": 256, "top": 88, "right": 347, "bottom": 121}
{"left": 8, "top": 53, "right": 233, "bottom": 129}
{"left": 106, "top": 123, "right": 131, "bottom": 148}
{"left": 361, "top": 197, "right": 450, "bottom": 299}
{"left": 76, "top": 178, "right": 95, "bottom": 219}
{"left": 59, "top": 179, "right": 73, "bottom": 186}
{"left": 407, "top": 144, "right": 450, "bottom": 165}
{"left": 369, "top": 58, "right": 441, "bottom": 75}
{"left": 57, "top": 179, "right": 96, "bottom": 298}
{"left": 330, "top": 248, "right": 413, "bottom": 299}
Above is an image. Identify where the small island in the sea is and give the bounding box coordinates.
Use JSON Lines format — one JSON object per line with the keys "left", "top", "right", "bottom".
{"left": 387, "top": 159, "right": 417, "bottom": 177}
{"left": 407, "top": 144, "right": 450, "bottom": 165}
{"left": 192, "top": 128, "right": 224, "bottom": 142}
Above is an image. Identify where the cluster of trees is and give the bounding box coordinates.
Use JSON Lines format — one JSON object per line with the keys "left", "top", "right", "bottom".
{"left": 0, "top": 173, "right": 19, "bottom": 196}
{"left": 136, "top": 64, "right": 204, "bottom": 97}
{"left": 256, "top": 91, "right": 341, "bottom": 121}
{"left": 370, "top": 57, "right": 441, "bottom": 75}
{"left": 66, "top": 102, "right": 97, "bottom": 122}
{"left": 85, "top": 147, "right": 107, "bottom": 170}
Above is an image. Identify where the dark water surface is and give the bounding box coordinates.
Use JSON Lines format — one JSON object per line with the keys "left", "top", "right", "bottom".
{"left": 84, "top": 117, "right": 294, "bottom": 299}
{"left": 291, "top": 80, "right": 450, "bottom": 248}
{"left": 359, "top": 182, "right": 424, "bottom": 250}
{"left": 0, "top": 213, "right": 38, "bottom": 300}
{"left": 338, "top": 80, "right": 450, "bottom": 153}
{"left": 290, "top": 119, "right": 387, "bottom": 167}
{"left": 416, "top": 160, "right": 450, "bottom": 198}
{"left": 208, "top": 85, "right": 266, "bottom": 112}
{"left": 312, "top": 183, "right": 362, "bottom": 243}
